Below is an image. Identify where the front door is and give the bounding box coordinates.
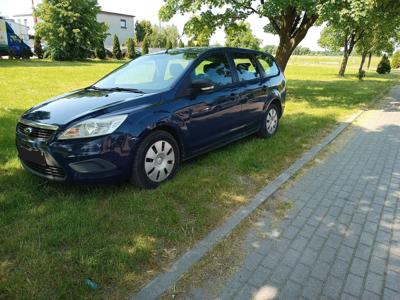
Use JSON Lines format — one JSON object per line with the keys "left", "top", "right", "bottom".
{"left": 182, "top": 53, "right": 243, "bottom": 154}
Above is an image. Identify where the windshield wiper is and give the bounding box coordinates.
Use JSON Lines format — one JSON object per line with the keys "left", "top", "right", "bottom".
{"left": 106, "top": 87, "right": 145, "bottom": 94}
{"left": 86, "top": 86, "right": 145, "bottom": 94}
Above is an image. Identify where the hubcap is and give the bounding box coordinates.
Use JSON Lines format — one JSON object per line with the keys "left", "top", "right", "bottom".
{"left": 266, "top": 108, "right": 278, "bottom": 134}
{"left": 144, "top": 140, "right": 175, "bottom": 182}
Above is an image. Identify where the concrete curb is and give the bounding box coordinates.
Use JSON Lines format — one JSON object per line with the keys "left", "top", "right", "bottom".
{"left": 133, "top": 110, "right": 364, "bottom": 300}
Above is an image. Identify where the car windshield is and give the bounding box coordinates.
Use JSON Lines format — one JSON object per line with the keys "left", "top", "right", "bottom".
{"left": 93, "top": 52, "right": 199, "bottom": 93}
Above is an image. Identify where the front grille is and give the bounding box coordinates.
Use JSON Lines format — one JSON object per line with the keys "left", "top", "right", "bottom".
{"left": 17, "top": 122, "right": 56, "bottom": 140}
{"left": 23, "top": 160, "right": 66, "bottom": 179}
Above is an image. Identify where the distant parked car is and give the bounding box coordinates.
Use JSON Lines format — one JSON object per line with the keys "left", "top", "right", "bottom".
{"left": 0, "top": 17, "right": 32, "bottom": 58}
{"left": 16, "top": 47, "right": 286, "bottom": 188}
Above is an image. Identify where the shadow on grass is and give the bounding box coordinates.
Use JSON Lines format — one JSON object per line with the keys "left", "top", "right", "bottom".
{"left": 0, "top": 111, "right": 338, "bottom": 299}
{"left": 288, "top": 76, "right": 398, "bottom": 109}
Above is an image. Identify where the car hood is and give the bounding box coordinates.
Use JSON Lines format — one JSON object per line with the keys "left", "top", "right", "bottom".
{"left": 21, "top": 89, "right": 159, "bottom": 126}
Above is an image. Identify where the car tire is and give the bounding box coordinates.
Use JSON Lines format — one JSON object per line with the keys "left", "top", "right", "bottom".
{"left": 130, "top": 130, "right": 180, "bottom": 189}
{"left": 257, "top": 103, "right": 279, "bottom": 138}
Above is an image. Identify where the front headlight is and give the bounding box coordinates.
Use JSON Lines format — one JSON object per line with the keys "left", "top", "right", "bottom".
{"left": 58, "top": 115, "right": 128, "bottom": 140}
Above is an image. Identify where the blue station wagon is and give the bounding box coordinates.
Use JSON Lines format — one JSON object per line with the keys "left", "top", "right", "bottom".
{"left": 16, "top": 47, "right": 286, "bottom": 188}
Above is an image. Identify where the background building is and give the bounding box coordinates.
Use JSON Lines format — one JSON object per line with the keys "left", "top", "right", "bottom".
{"left": 11, "top": 10, "right": 135, "bottom": 49}
{"left": 97, "top": 11, "right": 135, "bottom": 49}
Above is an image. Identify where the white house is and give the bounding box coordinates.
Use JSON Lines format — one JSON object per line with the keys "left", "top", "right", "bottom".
{"left": 97, "top": 11, "right": 135, "bottom": 48}
{"left": 12, "top": 10, "right": 135, "bottom": 49}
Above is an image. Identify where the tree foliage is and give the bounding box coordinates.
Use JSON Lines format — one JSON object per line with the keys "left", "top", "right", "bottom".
{"left": 127, "top": 38, "right": 136, "bottom": 59}
{"left": 35, "top": 0, "right": 107, "bottom": 60}
{"left": 95, "top": 42, "right": 106, "bottom": 59}
{"left": 142, "top": 35, "right": 150, "bottom": 54}
{"left": 178, "top": 39, "right": 184, "bottom": 48}
{"left": 148, "top": 25, "right": 179, "bottom": 48}
{"left": 159, "top": 0, "right": 340, "bottom": 70}
{"left": 321, "top": 0, "right": 400, "bottom": 76}
{"left": 225, "top": 22, "right": 260, "bottom": 50}
{"left": 392, "top": 51, "right": 400, "bottom": 69}
{"left": 376, "top": 54, "right": 391, "bottom": 74}
{"left": 166, "top": 40, "right": 173, "bottom": 50}
{"left": 135, "top": 20, "right": 152, "bottom": 42}
{"left": 112, "top": 34, "right": 122, "bottom": 59}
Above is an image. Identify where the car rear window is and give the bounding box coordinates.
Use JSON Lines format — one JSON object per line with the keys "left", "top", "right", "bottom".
{"left": 231, "top": 54, "right": 261, "bottom": 82}
{"left": 256, "top": 55, "right": 280, "bottom": 77}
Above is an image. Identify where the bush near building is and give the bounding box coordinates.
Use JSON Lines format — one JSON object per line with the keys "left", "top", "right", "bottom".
{"left": 112, "top": 34, "right": 122, "bottom": 60}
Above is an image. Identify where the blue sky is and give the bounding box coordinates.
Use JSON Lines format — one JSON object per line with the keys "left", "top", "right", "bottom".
{"left": 0, "top": 0, "right": 324, "bottom": 50}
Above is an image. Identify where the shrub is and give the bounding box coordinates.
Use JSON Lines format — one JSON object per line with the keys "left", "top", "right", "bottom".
{"left": 392, "top": 51, "right": 400, "bottom": 69}
{"left": 95, "top": 42, "right": 106, "bottom": 59}
{"left": 142, "top": 35, "right": 149, "bottom": 54}
{"left": 112, "top": 34, "right": 122, "bottom": 59}
{"left": 178, "top": 39, "right": 184, "bottom": 48}
{"left": 376, "top": 55, "right": 391, "bottom": 74}
{"left": 357, "top": 70, "right": 366, "bottom": 80}
{"left": 127, "top": 38, "right": 136, "bottom": 59}
{"left": 33, "top": 35, "right": 44, "bottom": 59}
{"left": 21, "top": 47, "right": 32, "bottom": 59}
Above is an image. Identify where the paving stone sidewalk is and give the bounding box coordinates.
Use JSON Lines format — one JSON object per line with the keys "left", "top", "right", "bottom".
{"left": 212, "top": 87, "right": 400, "bottom": 300}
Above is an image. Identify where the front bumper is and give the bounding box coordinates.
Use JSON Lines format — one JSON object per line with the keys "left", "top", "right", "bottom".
{"left": 16, "top": 129, "right": 138, "bottom": 183}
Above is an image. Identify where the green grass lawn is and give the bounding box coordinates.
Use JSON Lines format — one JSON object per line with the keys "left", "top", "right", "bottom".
{"left": 0, "top": 56, "right": 399, "bottom": 299}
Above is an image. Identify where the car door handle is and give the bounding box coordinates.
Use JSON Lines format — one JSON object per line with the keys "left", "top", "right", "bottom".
{"left": 229, "top": 93, "right": 238, "bottom": 101}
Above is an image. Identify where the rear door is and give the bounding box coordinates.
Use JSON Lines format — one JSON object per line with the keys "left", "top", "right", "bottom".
{"left": 229, "top": 51, "right": 266, "bottom": 130}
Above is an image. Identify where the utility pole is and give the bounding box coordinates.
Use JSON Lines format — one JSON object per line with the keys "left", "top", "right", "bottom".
{"left": 31, "top": 0, "right": 37, "bottom": 24}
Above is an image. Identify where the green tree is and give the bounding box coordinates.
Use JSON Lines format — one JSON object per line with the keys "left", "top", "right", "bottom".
{"left": 112, "top": 34, "right": 122, "bottom": 59}
{"left": 320, "top": 0, "right": 400, "bottom": 76}
{"left": 225, "top": 22, "right": 260, "bottom": 50}
{"left": 356, "top": 29, "right": 397, "bottom": 75}
{"left": 263, "top": 45, "right": 277, "bottom": 55}
{"left": 178, "top": 39, "right": 184, "bottom": 48}
{"left": 142, "top": 35, "right": 149, "bottom": 54}
{"left": 392, "top": 51, "right": 400, "bottom": 69}
{"left": 135, "top": 20, "right": 152, "bottom": 42}
{"left": 148, "top": 25, "right": 179, "bottom": 48}
{"left": 159, "top": 0, "right": 340, "bottom": 71}
{"left": 376, "top": 54, "right": 391, "bottom": 74}
{"left": 95, "top": 42, "right": 106, "bottom": 59}
{"left": 127, "top": 38, "right": 136, "bottom": 58}
{"left": 166, "top": 40, "right": 173, "bottom": 50}
{"left": 33, "top": 34, "right": 43, "bottom": 59}
{"left": 35, "top": 0, "right": 107, "bottom": 60}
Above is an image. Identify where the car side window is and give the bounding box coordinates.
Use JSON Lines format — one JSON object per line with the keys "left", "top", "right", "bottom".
{"left": 256, "top": 55, "right": 279, "bottom": 77}
{"left": 191, "top": 54, "right": 233, "bottom": 87}
{"left": 231, "top": 54, "right": 261, "bottom": 82}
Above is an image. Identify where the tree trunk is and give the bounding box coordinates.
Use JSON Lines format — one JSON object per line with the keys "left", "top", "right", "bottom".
{"left": 367, "top": 52, "right": 372, "bottom": 69}
{"left": 269, "top": 9, "right": 318, "bottom": 72}
{"left": 339, "top": 51, "right": 349, "bottom": 76}
{"left": 338, "top": 34, "right": 357, "bottom": 76}
{"left": 275, "top": 39, "right": 295, "bottom": 71}
{"left": 359, "top": 51, "right": 368, "bottom": 74}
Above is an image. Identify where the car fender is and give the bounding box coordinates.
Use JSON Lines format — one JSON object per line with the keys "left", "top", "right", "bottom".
{"left": 263, "top": 88, "right": 282, "bottom": 112}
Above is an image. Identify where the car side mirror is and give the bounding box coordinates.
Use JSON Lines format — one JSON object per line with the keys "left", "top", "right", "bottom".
{"left": 191, "top": 79, "right": 214, "bottom": 94}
